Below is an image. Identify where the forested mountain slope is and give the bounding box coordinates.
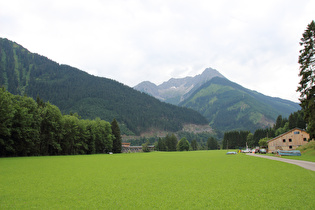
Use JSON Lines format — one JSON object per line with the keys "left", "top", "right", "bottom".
{"left": 179, "top": 77, "right": 300, "bottom": 132}
{"left": 0, "top": 38, "right": 208, "bottom": 135}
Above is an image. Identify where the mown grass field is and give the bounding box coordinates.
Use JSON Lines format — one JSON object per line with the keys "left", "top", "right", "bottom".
{"left": 1, "top": 150, "right": 314, "bottom": 209}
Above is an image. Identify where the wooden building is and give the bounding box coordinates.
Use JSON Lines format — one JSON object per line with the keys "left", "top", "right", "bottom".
{"left": 121, "top": 142, "right": 154, "bottom": 153}
{"left": 267, "top": 128, "right": 310, "bottom": 153}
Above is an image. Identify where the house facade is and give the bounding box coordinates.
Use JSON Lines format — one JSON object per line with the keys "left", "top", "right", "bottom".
{"left": 267, "top": 128, "right": 310, "bottom": 153}
{"left": 121, "top": 142, "right": 154, "bottom": 153}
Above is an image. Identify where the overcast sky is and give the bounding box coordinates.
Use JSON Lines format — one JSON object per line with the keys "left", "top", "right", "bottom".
{"left": 1, "top": 0, "right": 314, "bottom": 102}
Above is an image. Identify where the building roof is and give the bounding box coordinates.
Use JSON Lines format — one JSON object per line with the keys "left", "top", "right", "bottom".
{"left": 122, "top": 143, "right": 131, "bottom": 147}
{"left": 267, "top": 128, "right": 307, "bottom": 143}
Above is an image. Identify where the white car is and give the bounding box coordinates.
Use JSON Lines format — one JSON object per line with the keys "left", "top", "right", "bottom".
{"left": 242, "top": 149, "right": 251, "bottom": 153}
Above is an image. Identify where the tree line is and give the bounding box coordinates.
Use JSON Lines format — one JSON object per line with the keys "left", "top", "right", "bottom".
{"left": 0, "top": 87, "right": 122, "bottom": 157}
{"left": 154, "top": 134, "right": 219, "bottom": 151}
{"left": 0, "top": 84, "right": 305, "bottom": 156}
{"left": 124, "top": 131, "right": 217, "bottom": 150}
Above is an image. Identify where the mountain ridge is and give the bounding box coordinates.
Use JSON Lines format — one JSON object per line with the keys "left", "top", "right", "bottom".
{"left": 135, "top": 68, "right": 300, "bottom": 132}
{"left": 0, "top": 37, "right": 209, "bottom": 135}
{"left": 134, "top": 68, "right": 225, "bottom": 104}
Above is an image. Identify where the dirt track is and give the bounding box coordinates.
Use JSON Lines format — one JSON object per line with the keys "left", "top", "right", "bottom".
{"left": 246, "top": 153, "right": 315, "bottom": 171}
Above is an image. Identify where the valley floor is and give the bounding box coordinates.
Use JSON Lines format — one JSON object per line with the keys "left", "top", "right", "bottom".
{"left": 1, "top": 151, "right": 314, "bottom": 209}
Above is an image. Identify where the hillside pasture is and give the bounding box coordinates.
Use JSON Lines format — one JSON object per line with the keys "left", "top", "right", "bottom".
{"left": 1, "top": 151, "right": 314, "bottom": 209}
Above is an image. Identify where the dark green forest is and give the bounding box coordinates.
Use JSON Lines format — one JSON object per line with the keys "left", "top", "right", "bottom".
{"left": 0, "top": 38, "right": 208, "bottom": 135}
{"left": 0, "top": 84, "right": 305, "bottom": 156}
{"left": 0, "top": 87, "right": 120, "bottom": 157}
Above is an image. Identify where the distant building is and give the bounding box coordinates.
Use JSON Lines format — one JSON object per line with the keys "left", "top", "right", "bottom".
{"left": 267, "top": 128, "right": 310, "bottom": 153}
{"left": 121, "top": 142, "right": 154, "bottom": 153}
{"left": 122, "top": 143, "right": 130, "bottom": 147}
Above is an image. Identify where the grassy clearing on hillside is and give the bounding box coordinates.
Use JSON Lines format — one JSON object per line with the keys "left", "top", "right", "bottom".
{"left": 1, "top": 151, "right": 314, "bottom": 209}
{"left": 297, "top": 141, "right": 315, "bottom": 161}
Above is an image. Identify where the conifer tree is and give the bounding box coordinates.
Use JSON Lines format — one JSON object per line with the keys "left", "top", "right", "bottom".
{"left": 207, "top": 137, "right": 218, "bottom": 150}
{"left": 167, "top": 134, "right": 178, "bottom": 151}
{"left": 190, "top": 139, "right": 198, "bottom": 150}
{"left": 297, "top": 20, "right": 315, "bottom": 139}
{"left": 177, "top": 137, "right": 190, "bottom": 151}
{"left": 0, "top": 87, "right": 15, "bottom": 156}
{"left": 111, "top": 119, "right": 122, "bottom": 153}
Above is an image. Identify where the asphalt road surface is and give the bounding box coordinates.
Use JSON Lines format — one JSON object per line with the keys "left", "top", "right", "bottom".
{"left": 247, "top": 153, "right": 315, "bottom": 171}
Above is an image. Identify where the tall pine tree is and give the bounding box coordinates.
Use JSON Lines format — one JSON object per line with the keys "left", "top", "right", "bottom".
{"left": 297, "top": 20, "right": 315, "bottom": 140}
{"left": 207, "top": 137, "right": 218, "bottom": 150}
{"left": 111, "top": 119, "right": 122, "bottom": 153}
{"left": 190, "top": 139, "right": 198, "bottom": 150}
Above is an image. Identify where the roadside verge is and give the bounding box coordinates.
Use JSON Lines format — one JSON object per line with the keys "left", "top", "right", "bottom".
{"left": 246, "top": 153, "right": 315, "bottom": 171}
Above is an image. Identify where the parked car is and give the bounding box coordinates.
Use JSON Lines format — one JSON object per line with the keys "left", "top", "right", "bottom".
{"left": 252, "top": 149, "right": 259, "bottom": 153}
{"left": 259, "top": 149, "right": 267, "bottom": 154}
{"left": 241, "top": 149, "right": 251, "bottom": 153}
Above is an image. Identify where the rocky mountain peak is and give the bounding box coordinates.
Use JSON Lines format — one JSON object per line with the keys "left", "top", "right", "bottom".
{"left": 134, "top": 67, "right": 225, "bottom": 105}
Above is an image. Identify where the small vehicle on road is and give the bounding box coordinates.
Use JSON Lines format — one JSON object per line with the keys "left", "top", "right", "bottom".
{"left": 252, "top": 149, "right": 259, "bottom": 153}
{"left": 241, "top": 149, "right": 251, "bottom": 153}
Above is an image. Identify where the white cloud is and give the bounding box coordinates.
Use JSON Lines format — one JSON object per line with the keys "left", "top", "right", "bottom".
{"left": 1, "top": 0, "right": 314, "bottom": 102}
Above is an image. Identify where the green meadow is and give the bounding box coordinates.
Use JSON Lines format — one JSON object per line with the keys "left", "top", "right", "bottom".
{"left": 1, "top": 151, "right": 314, "bottom": 209}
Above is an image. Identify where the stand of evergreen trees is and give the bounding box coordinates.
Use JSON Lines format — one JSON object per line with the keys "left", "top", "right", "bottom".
{"left": 0, "top": 87, "right": 121, "bottom": 157}
{"left": 155, "top": 134, "right": 178, "bottom": 151}
{"left": 154, "top": 134, "right": 220, "bottom": 151}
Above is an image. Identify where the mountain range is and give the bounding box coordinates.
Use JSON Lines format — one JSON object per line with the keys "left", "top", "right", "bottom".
{"left": 0, "top": 37, "right": 301, "bottom": 134}
{"left": 0, "top": 38, "right": 208, "bottom": 135}
{"left": 134, "top": 68, "right": 300, "bottom": 132}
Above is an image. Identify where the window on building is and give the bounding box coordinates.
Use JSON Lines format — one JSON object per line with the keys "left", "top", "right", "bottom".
{"left": 289, "top": 146, "right": 292, "bottom": 149}
{"left": 304, "top": 138, "right": 307, "bottom": 141}
{"left": 289, "top": 139, "right": 292, "bottom": 142}
{"left": 283, "top": 139, "right": 286, "bottom": 142}
{"left": 294, "top": 131, "right": 300, "bottom": 134}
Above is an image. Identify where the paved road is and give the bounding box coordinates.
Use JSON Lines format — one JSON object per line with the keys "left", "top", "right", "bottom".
{"left": 246, "top": 153, "right": 315, "bottom": 171}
